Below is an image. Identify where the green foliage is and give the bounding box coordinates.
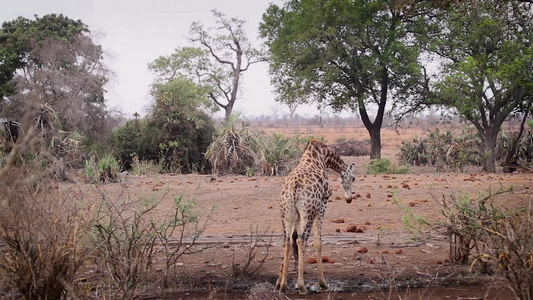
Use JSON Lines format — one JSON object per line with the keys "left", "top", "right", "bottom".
{"left": 0, "top": 14, "right": 88, "bottom": 98}
{"left": 398, "top": 127, "right": 481, "bottom": 171}
{"left": 206, "top": 115, "right": 313, "bottom": 175}
{"left": 1, "top": 14, "right": 111, "bottom": 145}
{"left": 261, "top": 0, "right": 427, "bottom": 158}
{"left": 394, "top": 198, "right": 430, "bottom": 241}
{"left": 427, "top": 1, "right": 533, "bottom": 172}
{"left": 150, "top": 10, "right": 264, "bottom": 119}
{"left": 293, "top": 134, "right": 327, "bottom": 145}
{"left": 250, "top": 133, "right": 300, "bottom": 176}
{"left": 366, "top": 158, "right": 409, "bottom": 174}
{"left": 335, "top": 136, "right": 347, "bottom": 144}
{"left": 130, "top": 155, "right": 161, "bottom": 176}
{"left": 110, "top": 78, "right": 216, "bottom": 174}
{"left": 205, "top": 114, "right": 256, "bottom": 175}
{"left": 84, "top": 153, "right": 120, "bottom": 183}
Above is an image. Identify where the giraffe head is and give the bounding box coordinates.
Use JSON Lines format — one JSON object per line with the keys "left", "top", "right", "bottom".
{"left": 340, "top": 163, "right": 355, "bottom": 203}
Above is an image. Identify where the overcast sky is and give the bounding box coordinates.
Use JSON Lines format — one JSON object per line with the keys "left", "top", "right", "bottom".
{"left": 2, "top": 0, "right": 327, "bottom": 118}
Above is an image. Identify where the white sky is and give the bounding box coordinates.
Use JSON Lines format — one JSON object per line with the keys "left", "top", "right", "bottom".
{"left": 1, "top": 0, "right": 329, "bottom": 119}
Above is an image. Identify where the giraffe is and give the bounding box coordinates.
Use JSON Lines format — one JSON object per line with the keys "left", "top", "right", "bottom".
{"left": 276, "top": 139, "right": 355, "bottom": 295}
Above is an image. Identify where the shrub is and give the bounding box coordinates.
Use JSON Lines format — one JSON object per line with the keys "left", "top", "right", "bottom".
{"left": 231, "top": 225, "right": 274, "bottom": 276}
{"left": 398, "top": 127, "right": 480, "bottom": 171}
{"left": 130, "top": 155, "right": 161, "bottom": 176}
{"left": 330, "top": 139, "right": 371, "bottom": 157}
{"left": 293, "top": 134, "right": 327, "bottom": 145}
{"left": 398, "top": 135, "right": 429, "bottom": 166}
{"left": 0, "top": 125, "right": 95, "bottom": 299}
{"left": 90, "top": 191, "right": 211, "bottom": 297}
{"left": 496, "top": 130, "right": 533, "bottom": 170}
{"left": 250, "top": 133, "right": 300, "bottom": 176}
{"left": 84, "top": 152, "right": 120, "bottom": 183}
{"left": 110, "top": 111, "right": 215, "bottom": 174}
{"left": 335, "top": 136, "right": 347, "bottom": 143}
{"left": 434, "top": 187, "right": 533, "bottom": 299}
{"left": 366, "top": 158, "right": 409, "bottom": 174}
{"left": 205, "top": 114, "right": 256, "bottom": 175}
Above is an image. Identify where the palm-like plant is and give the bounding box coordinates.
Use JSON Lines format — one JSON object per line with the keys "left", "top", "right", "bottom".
{"left": 205, "top": 114, "right": 256, "bottom": 175}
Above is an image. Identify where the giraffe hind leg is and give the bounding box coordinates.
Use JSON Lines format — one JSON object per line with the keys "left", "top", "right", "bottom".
{"left": 276, "top": 238, "right": 291, "bottom": 291}
{"left": 314, "top": 225, "right": 328, "bottom": 290}
{"left": 296, "top": 235, "right": 307, "bottom": 295}
{"left": 292, "top": 230, "right": 298, "bottom": 269}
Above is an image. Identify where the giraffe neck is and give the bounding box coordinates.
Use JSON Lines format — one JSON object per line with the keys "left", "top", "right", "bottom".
{"left": 323, "top": 148, "right": 347, "bottom": 174}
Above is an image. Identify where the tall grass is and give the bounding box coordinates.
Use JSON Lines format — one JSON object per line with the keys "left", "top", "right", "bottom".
{"left": 250, "top": 133, "right": 299, "bottom": 176}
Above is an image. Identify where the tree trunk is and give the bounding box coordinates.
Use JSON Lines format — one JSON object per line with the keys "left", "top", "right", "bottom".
{"left": 369, "top": 126, "right": 381, "bottom": 159}
{"left": 503, "top": 109, "right": 529, "bottom": 173}
{"left": 480, "top": 128, "right": 499, "bottom": 173}
{"left": 224, "top": 107, "right": 232, "bottom": 121}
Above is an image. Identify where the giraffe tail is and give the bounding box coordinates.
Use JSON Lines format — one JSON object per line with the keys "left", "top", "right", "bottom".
{"left": 292, "top": 230, "right": 299, "bottom": 261}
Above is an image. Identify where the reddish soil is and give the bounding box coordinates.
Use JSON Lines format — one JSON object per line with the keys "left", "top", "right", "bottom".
{"left": 73, "top": 125, "right": 532, "bottom": 299}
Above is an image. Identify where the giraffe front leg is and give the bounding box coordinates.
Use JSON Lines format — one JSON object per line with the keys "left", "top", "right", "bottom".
{"left": 276, "top": 240, "right": 291, "bottom": 291}
{"left": 296, "top": 237, "right": 307, "bottom": 295}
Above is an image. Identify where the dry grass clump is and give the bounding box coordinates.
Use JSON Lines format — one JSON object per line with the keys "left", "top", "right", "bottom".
{"left": 247, "top": 282, "right": 289, "bottom": 300}
{"left": 0, "top": 117, "right": 95, "bottom": 299}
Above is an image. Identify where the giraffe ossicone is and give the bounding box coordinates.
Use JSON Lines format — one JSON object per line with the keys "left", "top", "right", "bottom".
{"left": 276, "top": 140, "right": 355, "bottom": 295}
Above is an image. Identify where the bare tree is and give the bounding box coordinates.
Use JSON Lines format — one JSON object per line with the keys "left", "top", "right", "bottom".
{"left": 189, "top": 10, "right": 265, "bottom": 120}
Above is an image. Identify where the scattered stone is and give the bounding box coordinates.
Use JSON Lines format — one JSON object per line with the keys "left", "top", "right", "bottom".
{"left": 356, "top": 247, "right": 368, "bottom": 253}
{"left": 346, "top": 225, "right": 358, "bottom": 232}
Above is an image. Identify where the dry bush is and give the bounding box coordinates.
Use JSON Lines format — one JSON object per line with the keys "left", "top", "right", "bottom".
{"left": 151, "top": 195, "right": 212, "bottom": 288}
{"left": 247, "top": 282, "right": 289, "bottom": 300}
{"left": 231, "top": 225, "right": 274, "bottom": 276}
{"left": 473, "top": 201, "right": 533, "bottom": 300}
{"left": 90, "top": 190, "right": 212, "bottom": 298}
{"left": 90, "top": 190, "right": 159, "bottom": 299}
{"left": 434, "top": 187, "right": 533, "bottom": 299}
{"left": 0, "top": 124, "right": 95, "bottom": 299}
{"left": 330, "top": 139, "right": 371, "bottom": 157}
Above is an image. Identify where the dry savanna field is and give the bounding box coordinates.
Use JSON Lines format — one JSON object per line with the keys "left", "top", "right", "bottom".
{"left": 61, "top": 124, "right": 533, "bottom": 299}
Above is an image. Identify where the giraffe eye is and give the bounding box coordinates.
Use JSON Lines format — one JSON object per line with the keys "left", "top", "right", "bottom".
{"left": 352, "top": 177, "right": 355, "bottom": 182}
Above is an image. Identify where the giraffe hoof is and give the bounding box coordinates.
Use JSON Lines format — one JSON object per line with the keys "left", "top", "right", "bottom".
{"left": 276, "top": 283, "right": 286, "bottom": 292}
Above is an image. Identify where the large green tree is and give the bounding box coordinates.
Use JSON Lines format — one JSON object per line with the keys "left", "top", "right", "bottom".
{"left": 426, "top": 0, "right": 533, "bottom": 172}
{"left": 0, "top": 14, "right": 88, "bottom": 99}
{"left": 0, "top": 14, "right": 111, "bottom": 143}
{"left": 260, "top": 0, "right": 426, "bottom": 158}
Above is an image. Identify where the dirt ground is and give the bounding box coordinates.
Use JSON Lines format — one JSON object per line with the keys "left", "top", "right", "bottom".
{"left": 74, "top": 125, "right": 533, "bottom": 299}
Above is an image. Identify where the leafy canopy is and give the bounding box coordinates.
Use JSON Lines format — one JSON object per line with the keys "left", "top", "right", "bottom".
{"left": 0, "top": 14, "right": 88, "bottom": 98}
